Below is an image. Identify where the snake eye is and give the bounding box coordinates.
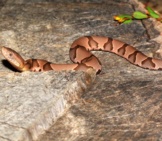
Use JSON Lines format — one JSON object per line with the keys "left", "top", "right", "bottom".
{"left": 9, "top": 53, "right": 12, "bottom": 56}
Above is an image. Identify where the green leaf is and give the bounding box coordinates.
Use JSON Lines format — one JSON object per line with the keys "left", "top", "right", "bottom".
{"left": 146, "top": 6, "right": 160, "bottom": 19}
{"left": 117, "top": 14, "right": 132, "bottom": 19}
{"left": 114, "top": 14, "right": 132, "bottom": 23}
{"left": 133, "top": 11, "right": 148, "bottom": 19}
{"left": 123, "top": 19, "right": 133, "bottom": 24}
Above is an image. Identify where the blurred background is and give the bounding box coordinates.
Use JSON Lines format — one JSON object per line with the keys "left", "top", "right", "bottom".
{"left": 139, "top": 0, "right": 162, "bottom": 14}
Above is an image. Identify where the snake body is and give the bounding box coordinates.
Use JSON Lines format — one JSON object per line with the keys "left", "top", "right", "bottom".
{"left": 2, "top": 36, "right": 162, "bottom": 74}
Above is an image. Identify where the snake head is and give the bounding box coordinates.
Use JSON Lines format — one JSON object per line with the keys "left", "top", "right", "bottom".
{"left": 1, "top": 46, "right": 26, "bottom": 71}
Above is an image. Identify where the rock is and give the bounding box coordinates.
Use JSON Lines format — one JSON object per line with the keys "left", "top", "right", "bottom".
{"left": 0, "top": 0, "right": 162, "bottom": 141}
{"left": 0, "top": 70, "right": 96, "bottom": 140}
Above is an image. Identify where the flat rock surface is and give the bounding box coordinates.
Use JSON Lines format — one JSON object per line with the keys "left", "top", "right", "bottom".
{"left": 0, "top": 70, "right": 96, "bottom": 141}
{"left": 0, "top": 0, "right": 162, "bottom": 141}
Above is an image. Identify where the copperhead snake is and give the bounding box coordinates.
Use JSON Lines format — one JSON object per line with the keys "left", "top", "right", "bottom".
{"left": 1, "top": 36, "right": 162, "bottom": 74}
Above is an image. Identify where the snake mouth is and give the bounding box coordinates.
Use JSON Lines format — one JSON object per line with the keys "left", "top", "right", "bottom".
{"left": 1, "top": 46, "right": 25, "bottom": 71}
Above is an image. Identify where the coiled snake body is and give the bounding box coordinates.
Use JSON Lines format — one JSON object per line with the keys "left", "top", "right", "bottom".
{"left": 2, "top": 36, "right": 162, "bottom": 74}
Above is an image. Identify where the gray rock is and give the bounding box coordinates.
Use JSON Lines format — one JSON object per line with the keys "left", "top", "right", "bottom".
{"left": 0, "top": 0, "right": 162, "bottom": 141}
{"left": 0, "top": 70, "right": 96, "bottom": 140}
